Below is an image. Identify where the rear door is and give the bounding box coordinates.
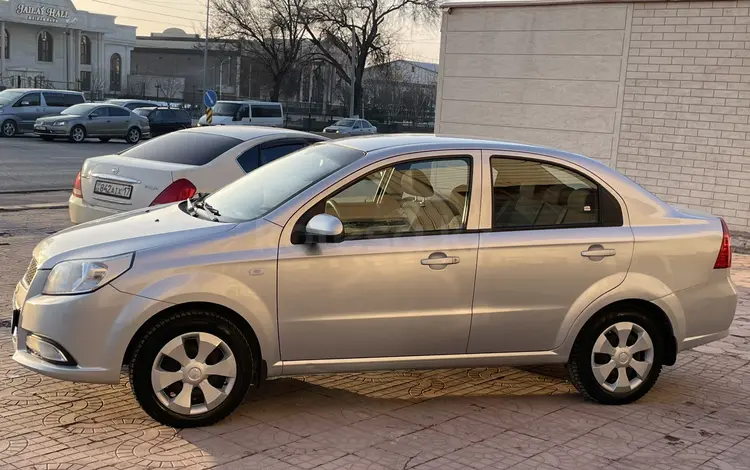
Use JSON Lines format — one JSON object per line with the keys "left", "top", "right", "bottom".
{"left": 41, "top": 92, "right": 67, "bottom": 115}
{"left": 107, "top": 106, "right": 131, "bottom": 136}
{"left": 468, "top": 152, "right": 634, "bottom": 354}
{"left": 79, "top": 131, "right": 244, "bottom": 210}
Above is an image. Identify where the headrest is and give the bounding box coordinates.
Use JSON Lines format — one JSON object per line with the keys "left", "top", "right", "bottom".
{"left": 399, "top": 169, "right": 434, "bottom": 197}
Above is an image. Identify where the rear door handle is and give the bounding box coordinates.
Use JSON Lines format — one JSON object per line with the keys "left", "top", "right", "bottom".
{"left": 421, "top": 252, "right": 460, "bottom": 270}
{"left": 581, "top": 245, "right": 616, "bottom": 259}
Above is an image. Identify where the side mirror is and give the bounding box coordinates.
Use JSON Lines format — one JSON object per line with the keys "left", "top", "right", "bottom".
{"left": 304, "top": 214, "right": 344, "bottom": 243}
{"left": 88, "top": 115, "right": 94, "bottom": 120}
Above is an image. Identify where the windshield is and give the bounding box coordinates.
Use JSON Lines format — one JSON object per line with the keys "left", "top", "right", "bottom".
{"left": 0, "top": 90, "right": 24, "bottom": 106}
{"left": 205, "top": 144, "right": 365, "bottom": 222}
{"left": 213, "top": 102, "right": 241, "bottom": 116}
{"left": 334, "top": 119, "right": 355, "bottom": 127}
{"left": 62, "top": 104, "right": 97, "bottom": 115}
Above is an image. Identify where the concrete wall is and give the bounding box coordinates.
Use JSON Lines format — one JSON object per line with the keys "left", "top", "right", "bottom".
{"left": 437, "top": 3, "right": 630, "bottom": 166}
{"left": 437, "top": 0, "right": 750, "bottom": 231}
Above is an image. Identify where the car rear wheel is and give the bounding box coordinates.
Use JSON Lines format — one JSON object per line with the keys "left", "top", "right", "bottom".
{"left": 99, "top": 137, "right": 111, "bottom": 143}
{"left": 1, "top": 119, "right": 17, "bottom": 137}
{"left": 69, "top": 125, "right": 86, "bottom": 143}
{"left": 568, "top": 310, "right": 663, "bottom": 405}
{"left": 129, "top": 310, "right": 256, "bottom": 427}
{"left": 126, "top": 127, "right": 141, "bottom": 144}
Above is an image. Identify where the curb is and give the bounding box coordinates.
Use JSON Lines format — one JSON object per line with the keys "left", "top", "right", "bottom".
{"left": 0, "top": 203, "right": 68, "bottom": 212}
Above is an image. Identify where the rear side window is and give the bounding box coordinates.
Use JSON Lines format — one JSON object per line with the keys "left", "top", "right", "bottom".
{"left": 490, "top": 156, "right": 622, "bottom": 229}
{"left": 174, "top": 110, "right": 190, "bottom": 121}
{"left": 43, "top": 92, "right": 66, "bottom": 107}
{"left": 261, "top": 143, "right": 305, "bottom": 165}
{"left": 64, "top": 93, "right": 85, "bottom": 106}
{"left": 109, "top": 107, "right": 130, "bottom": 117}
{"left": 252, "top": 104, "right": 282, "bottom": 118}
{"left": 120, "top": 132, "right": 242, "bottom": 166}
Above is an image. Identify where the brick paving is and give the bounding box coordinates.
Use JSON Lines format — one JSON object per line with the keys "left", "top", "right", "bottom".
{"left": 1, "top": 209, "right": 750, "bottom": 469}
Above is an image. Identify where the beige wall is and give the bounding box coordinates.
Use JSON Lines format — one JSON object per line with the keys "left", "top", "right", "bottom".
{"left": 437, "top": 0, "right": 750, "bottom": 231}
{"left": 437, "top": 3, "right": 630, "bottom": 165}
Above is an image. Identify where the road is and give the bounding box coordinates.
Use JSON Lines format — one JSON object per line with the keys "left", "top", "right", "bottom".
{"left": 0, "top": 136, "right": 131, "bottom": 193}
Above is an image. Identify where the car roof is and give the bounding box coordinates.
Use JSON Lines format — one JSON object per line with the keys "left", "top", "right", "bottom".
{"left": 2, "top": 88, "right": 82, "bottom": 94}
{"left": 216, "top": 100, "right": 282, "bottom": 105}
{"left": 180, "top": 126, "right": 326, "bottom": 142}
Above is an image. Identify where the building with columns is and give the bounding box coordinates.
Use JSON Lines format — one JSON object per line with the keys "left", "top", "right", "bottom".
{"left": 0, "top": 0, "right": 135, "bottom": 95}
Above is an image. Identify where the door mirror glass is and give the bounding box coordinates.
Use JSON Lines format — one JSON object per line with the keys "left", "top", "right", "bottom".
{"left": 305, "top": 213, "right": 344, "bottom": 243}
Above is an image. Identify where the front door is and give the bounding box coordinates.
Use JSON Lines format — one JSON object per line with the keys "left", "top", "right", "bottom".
{"left": 468, "top": 153, "right": 634, "bottom": 354}
{"left": 13, "top": 92, "right": 43, "bottom": 131}
{"left": 277, "top": 153, "right": 481, "bottom": 361}
{"left": 87, "top": 106, "right": 112, "bottom": 135}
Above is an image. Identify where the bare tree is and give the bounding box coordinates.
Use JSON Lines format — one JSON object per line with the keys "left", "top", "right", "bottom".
{"left": 153, "top": 76, "right": 185, "bottom": 101}
{"left": 301, "top": 0, "right": 438, "bottom": 116}
{"left": 213, "top": 0, "right": 311, "bottom": 101}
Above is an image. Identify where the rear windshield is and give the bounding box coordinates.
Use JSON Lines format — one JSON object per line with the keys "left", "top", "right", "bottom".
{"left": 119, "top": 131, "right": 242, "bottom": 166}
{"left": 213, "top": 102, "right": 241, "bottom": 116}
{"left": 133, "top": 108, "right": 151, "bottom": 117}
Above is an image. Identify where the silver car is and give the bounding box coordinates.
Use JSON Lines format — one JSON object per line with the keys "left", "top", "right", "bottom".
{"left": 34, "top": 103, "right": 150, "bottom": 144}
{"left": 0, "top": 88, "right": 86, "bottom": 137}
{"left": 11, "top": 136, "right": 737, "bottom": 427}
{"left": 323, "top": 118, "right": 377, "bottom": 135}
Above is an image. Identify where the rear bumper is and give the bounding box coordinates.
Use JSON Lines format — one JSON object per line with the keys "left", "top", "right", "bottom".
{"left": 69, "top": 195, "right": 122, "bottom": 224}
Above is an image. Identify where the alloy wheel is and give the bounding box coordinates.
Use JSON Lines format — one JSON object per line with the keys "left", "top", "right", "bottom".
{"left": 590, "top": 321, "right": 654, "bottom": 394}
{"left": 2, "top": 121, "right": 16, "bottom": 137}
{"left": 151, "top": 332, "right": 237, "bottom": 416}
{"left": 128, "top": 128, "right": 140, "bottom": 143}
{"left": 72, "top": 127, "right": 85, "bottom": 142}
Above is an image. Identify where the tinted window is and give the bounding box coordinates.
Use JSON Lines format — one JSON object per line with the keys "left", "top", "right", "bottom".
{"left": 163, "top": 110, "right": 179, "bottom": 121}
{"left": 174, "top": 109, "right": 191, "bottom": 121}
{"left": 43, "top": 92, "right": 66, "bottom": 107}
{"left": 120, "top": 132, "right": 242, "bottom": 166}
{"left": 89, "top": 107, "right": 109, "bottom": 118}
{"left": 109, "top": 107, "right": 130, "bottom": 117}
{"left": 252, "top": 104, "right": 282, "bottom": 118}
{"left": 490, "top": 157, "right": 603, "bottom": 229}
{"left": 134, "top": 109, "right": 152, "bottom": 117}
{"left": 239, "top": 105, "right": 250, "bottom": 119}
{"left": 322, "top": 157, "right": 472, "bottom": 239}
{"left": 362, "top": 121, "right": 371, "bottom": 128}
{"left": 236, "top": 145, "right": 260, "bottom": 173}
{"left": 64, "top": 93, "right": 85, "bottom": 106}
{"left": 150, "top": 110, "right": 163, "bottom": 122}
{"left": 14, "top": 92, "right": 40, "bottom": 107}
{"left": 261, "top": 143, "right": 305, "bottom": 165}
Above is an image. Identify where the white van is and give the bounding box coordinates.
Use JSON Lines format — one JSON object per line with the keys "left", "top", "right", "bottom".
{"left": 198, "top": 100, "right": 284, "bottom": 127}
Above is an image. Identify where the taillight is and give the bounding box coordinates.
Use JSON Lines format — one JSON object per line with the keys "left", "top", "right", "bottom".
{"left": 150, "top": 179, "right": 196, "bottom": 206}
{"left": 72, "top": 171, "right": 82, "bottom": 198}
{"left": 714, "top": 218, "right": 732, "bottom": 269}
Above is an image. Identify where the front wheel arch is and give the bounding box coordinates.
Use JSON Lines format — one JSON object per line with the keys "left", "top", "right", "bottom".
{"left": 123, "top": 301, "right": 264, "bottom": 385}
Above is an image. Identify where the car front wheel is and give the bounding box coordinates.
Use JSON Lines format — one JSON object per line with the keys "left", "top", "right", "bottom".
{"left": 69, "top": 125, "right": 86, "bottom": 143}
{"left": 2, "top": 119, "right": 17, "bottom": 137}
{"left": 568, "top": 310, "right": 663, "bottom": 405}
{"left": 129, "top": 310, "right": 256, "bottom": 427}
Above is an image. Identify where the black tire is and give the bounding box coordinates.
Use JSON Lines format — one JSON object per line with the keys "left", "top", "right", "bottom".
{"left": 129, "top": 309, "right": 257, "bottom": 428}
{"left": 69, "top": 125, "right": 86, "bottom": 143}
{"left": 99, "top": 137, "right": 111, "bottom": 143}
{"left": 40, "top": 136, "right": 54, "bottom": 141}
{"left": 126, "top": 127, "right": 141, "bottom": 144}
{"left": 1, "top": 119, "right": 17, "bottom": 137}
{"left": 568, "top": 310, "right": 664, "bottom": 405}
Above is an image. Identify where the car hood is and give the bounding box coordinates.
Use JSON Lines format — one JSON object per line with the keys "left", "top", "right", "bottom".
{"left": 39, "top": 115, "right": 79, "bottom": 123}
{"left": 33, "top": 203, "right": 235, "bottom": 269}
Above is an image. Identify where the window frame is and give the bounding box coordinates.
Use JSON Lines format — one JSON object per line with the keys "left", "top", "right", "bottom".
{"left": 291, "top": 153, "right": 477, "bottom": 244}
{"left": 485, "top": 153, "right": 624, "bottom": 233}
{"left": 4, "top": 28, "right": 9, "bottom": 60}
{"left": 89, "top": 106, "right": 109, "bottom": 118}
{"left": 37, "top": 30, "right": 53, "bottom": 62}
{"left": 80, "top": 35, "right": 91, "bottom": 65}
{"left": 14, "top": 92, "right": 41, "bottom": 107}
{"left": 109, "top": 53, "right": 122, "bottom": 91}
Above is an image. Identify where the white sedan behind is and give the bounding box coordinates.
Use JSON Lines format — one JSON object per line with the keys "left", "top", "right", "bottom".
{"left": 69, "top": 127, "right": 327, "bottom": 224}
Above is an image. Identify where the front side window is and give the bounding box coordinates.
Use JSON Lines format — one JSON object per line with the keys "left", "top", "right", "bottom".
{"left": 319, "top": 157, "right": 472, "bottom": 239}
{"left": 110, "top": 53, "right": 122, "bottom": 91}
{"left": 213, "top": 102, "right": 240, "bottom": 116}
{"left": 38, "top": 31, "right": 53, "bottom": 62}
{"left": 89, "top": 107, "right": 109, "bottom": 118}
{"left": 80, "top": 35, "right": 91, "bottom": 65}
{"left": 14, "top": 92, "right": 41, "bottom": 107}
{"left": 491, "top": 156, "right": 613, "bottom": 229}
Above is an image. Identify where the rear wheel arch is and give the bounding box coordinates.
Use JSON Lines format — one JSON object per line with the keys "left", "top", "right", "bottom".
{"left": 123, "top": 301, "right": 265, "bottom": 384}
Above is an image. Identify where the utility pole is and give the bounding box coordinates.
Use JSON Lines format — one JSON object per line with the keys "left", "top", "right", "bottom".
{"left": 202, "top": 0, "right": 210, "bottom": 109}
{"left": 349, "top": 28, "right": 356, "bottom": 118}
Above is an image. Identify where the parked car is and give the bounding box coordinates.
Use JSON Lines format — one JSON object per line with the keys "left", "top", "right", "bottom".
{"left": 197, "top": 100, "right": 284, "bottom": 127}
{"left": 13, "top": 135, "right": 737, "bottom": 427}
{"left": 68, "top": 126, "right": 327, "bottom": 224}
{"left": 104, "top": 99, "right": 163, "bottom": 111}
{"left": 323, "top": 118, "right": 377, "bottom": 135}
{"left": 133, "top": 107, "right": 192, "bottom": 137}
{"left": 0, "top": 89, "right": 86, "bottom": 137}
{"left": 33, "top": 103, "right": 150, "bottom": 144}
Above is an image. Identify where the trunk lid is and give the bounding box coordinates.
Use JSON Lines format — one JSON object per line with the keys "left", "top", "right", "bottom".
{"left": 80, "top": 154, "right": 195, "bottom": 210}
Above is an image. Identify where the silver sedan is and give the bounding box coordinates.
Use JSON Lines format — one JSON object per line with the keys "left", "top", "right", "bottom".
{"left": 34, "top": 103, "right": 150, "bottom": 144}
{"left": 11, "top": 135, "right": 737, "bottom": 427}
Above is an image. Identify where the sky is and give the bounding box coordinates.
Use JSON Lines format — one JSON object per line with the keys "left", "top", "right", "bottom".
{"left": 72, "top": 0, "right": 442, "bottom": 62}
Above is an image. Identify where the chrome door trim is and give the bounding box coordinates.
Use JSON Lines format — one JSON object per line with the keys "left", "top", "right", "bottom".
{"left": 90, "top": 173, "right": 142, "bottom": 184}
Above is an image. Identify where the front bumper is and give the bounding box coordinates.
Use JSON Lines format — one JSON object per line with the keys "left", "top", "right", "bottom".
{"left": 12, "top": 271, "right": 170, "bottom": 384}
{"left": 34, "top": 124, "right": 71, "bottom": 136}
{"left": 69, "top": 194, "right": 122, "bottom": 224}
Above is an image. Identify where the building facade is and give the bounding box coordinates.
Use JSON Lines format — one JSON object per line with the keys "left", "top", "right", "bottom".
{"left": 437, "top": 0, "right": 750, "bottom": 231}
{"left": 0, "top": 0, "right": 136, "bottom": 94}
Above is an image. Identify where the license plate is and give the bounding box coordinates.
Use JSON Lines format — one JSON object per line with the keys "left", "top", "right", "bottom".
{"left": 35, "top": 126, "right": 46, "bottom": 131}
{"left": 94, "top": 180, "right": 133, "bottom": 199}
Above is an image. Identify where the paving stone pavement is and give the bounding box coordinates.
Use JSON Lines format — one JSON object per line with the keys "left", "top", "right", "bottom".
{"left": 1, "top": 209, "right": 750, "bottom": 469}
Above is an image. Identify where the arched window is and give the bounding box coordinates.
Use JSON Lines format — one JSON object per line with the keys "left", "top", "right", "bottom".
{"left": 80, "top": 35, "right": 91, "bottom": 65}
{"left": 4, "top": 29, "right": 9, "bottom": 60}
{"left": 110, "top": 53, "right": 121, "bottom": 91}
{"left": 38, "top": 31, "right": 53, "bottom": 62}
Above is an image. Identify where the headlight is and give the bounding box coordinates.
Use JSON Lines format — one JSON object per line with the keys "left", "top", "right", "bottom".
{"left": 42, "top": 253, "right": 134, "bottom": 295}
{"left": 53, "top": 121, "right": 67, "bottom": 126}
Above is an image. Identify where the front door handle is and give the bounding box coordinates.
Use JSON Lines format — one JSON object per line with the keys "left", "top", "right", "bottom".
{"left": 421, "top": 252, "right": 460, "bottom": 270}
{"left": 581, "top": 245, "right": 616, "bottom": 259}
